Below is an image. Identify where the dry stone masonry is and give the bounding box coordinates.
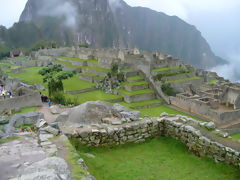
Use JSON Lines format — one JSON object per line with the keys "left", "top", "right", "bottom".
{"left": 58, "top": 101, "right": 240, "bottom": 169}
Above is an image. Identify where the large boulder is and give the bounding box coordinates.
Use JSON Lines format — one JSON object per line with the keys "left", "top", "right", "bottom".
{"left": 56, "top": 101, "right": 140, "bottom": 127}
{"left": 11, "top": 157, "right": 72, "bottom": 180}
{"left": 0, "top": 116, "right": 9, "bottom": 124}
{"left": 57, "top": 101, "right": 112, "bottom": 126}
{"left": 10, "top": 112, "right": 44, "bottom": 128}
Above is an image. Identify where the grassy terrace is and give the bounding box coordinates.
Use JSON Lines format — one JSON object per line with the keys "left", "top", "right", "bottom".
{"left": 119, "top": 99, "right": 161, "bottom": 108}
{"left": 123, "top": 81, "right": 148, "bottom": 86}
{"left": 153, "top": 65, "right": 180, "bottom": 72}
{"left": 118, "top": 89, "right": 154, "bottom": 96}
{"left": 65, "top": 90, "right": 122, "bottom": 104}
{"left": 167, "top": 77, "right": 201, "bottom": 83}
{"left": 127, "top": 76, "right": 145, "bottom": 81}
{"left": 59, "top": 56, "right": 98, "bottom": 65}
{"left": 54, "top": 60, "right": 82, "bottom": 69}
{"left": 59, "top": 56, "right": 86, "bottom": 62}
{"left": 208, "top": 78, "right": 218, "bottom": 84}
{"left": 80, "top": 73, "right": 104, "bottom": 80}
{"left": 8, "top": 67, "right": 44, "bottom": 85}
{"left": 232, "top": 133, "right": 240, "bottom": 140}
{"left": 75, "top": 138, "right": 240, "bottom": 180}
{"left": 63, "top": 75, "right": 95, "bottom": 91}
{"left": 139, "top": 106, "right": 203, "bottom": 121}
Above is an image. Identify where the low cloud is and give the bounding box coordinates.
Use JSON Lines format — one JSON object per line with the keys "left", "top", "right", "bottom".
{"left": 210, "top": 50, "right": 240, "bottom": 82}
{"left": 38, "top": 0, "right": 77, "bottom": 28}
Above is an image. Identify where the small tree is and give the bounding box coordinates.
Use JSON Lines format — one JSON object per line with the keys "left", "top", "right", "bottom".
{"left": 161, "top": 83, "right": 177, "bottom": 96}
{"left": 39, "top": 64, "right": 76, "bottom": 97}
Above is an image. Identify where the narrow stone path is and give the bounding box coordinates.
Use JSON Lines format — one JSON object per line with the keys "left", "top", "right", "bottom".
{"left": 0, "top": 134, "right": 46, "bottom": 180}
{"left": 37, "top": 103, "right": 68, "bottom": 123}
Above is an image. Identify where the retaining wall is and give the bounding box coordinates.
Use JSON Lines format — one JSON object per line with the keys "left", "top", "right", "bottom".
{"left": 64, "top": 116, "right": 240, "bottom": 169}
{"left": 0, "top": 92, "right": 42, "bottom": 113}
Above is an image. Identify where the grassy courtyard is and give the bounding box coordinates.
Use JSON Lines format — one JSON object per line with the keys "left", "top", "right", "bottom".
{"left": 74, "top": 137, "right": 240, "bottom": 180}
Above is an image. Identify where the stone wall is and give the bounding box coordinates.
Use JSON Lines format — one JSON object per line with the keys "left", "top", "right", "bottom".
{"left": 64, "top": 115, "right": 240, "bottom": 169}
{"left": 0, "top": 91, "right": 42, "bottom": 113}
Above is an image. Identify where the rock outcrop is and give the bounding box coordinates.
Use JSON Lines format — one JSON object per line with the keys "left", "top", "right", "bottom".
{"left": 11, "top": 157, "right": 72, "bottom": 180}
{"left": 56, "top": 101, "right": 140, "bottom": 127}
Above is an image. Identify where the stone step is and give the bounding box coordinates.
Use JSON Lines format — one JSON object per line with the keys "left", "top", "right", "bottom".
{"left": 119, "top": 89, "right": 156, "bottom": 103}
{"left": 82, "top": 67, "right": 109, "bottom": 77}
{"left": 80, "top": 73, "right": 104, "bottom": 83}
{"left": 126, "top": 76, "right": 145, "bottom": 83}
{"left": 124, "top": 81, "right": 149, "bottom": 91}
{"left": 124, "top": 71, "right": 139, "bottom": 78}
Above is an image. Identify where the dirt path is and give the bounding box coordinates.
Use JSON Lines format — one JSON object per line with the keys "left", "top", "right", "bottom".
{"left": 37, "top": 103, "right": 68, "bottom": 123}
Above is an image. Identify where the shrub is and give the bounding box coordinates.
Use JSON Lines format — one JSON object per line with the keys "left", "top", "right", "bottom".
{"left": 52, "top": 92, "right": 66, "bottom": 105}
{"left": 161, "top": 83, "right": 177, "bottom": 96}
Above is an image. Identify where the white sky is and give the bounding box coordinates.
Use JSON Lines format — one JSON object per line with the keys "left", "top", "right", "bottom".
{"left": 0, "top": 0, "right": 239, "bottom": 57}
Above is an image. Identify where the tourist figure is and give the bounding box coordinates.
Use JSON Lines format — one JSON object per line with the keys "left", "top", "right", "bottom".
{"left": 48, "top": 99, "right": 52, "bottom": 107}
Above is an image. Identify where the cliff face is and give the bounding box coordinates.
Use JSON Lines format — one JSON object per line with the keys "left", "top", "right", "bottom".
{"left": 17, "top": 0, "right": 226, "bottom": 68}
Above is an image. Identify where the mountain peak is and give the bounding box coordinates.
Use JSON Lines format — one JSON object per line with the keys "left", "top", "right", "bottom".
{"left": 10, "top": 0, "right": 227, "bottom": 68}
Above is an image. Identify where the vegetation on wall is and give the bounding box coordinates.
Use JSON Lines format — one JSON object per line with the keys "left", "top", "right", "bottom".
{"left": 153, "top": 70, "right": 189, "bottom": 81}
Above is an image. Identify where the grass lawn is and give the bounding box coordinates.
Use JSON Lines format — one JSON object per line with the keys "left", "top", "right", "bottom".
{"left": 14, "top": 106, "right": 38, "bottom": 114}
{"left": 59, "top": 56, "right": 86, "bottom": 62}
{"left": 63, "top": 75, "right": 95, "bottom": 91}
{"left": 8, "top": 67, "right": 44, "bottom": 85}
{"left": 231, "top": 133, "right": 240, "bottom": 140}
{"left": 138, "top": 105, "right": 203, "bottom": 121}
{"left": 119, "top": 99, "right": 162, "bottom": 108}
{"left": 167, "top": 77, "right": 201, "bottom": 83}
{"left": 54, "top": 60, "right": 82, "bottom": 69}
{"left": 65, "top": 90, "right": 122, "bottom": 104}
{"left": 119, "top": 89, "right": 154, "bottom": 96}
{"left": 0, "top": 136, "right": 19, "bottom": 144}
{"left": 208, "top": 78, "right": 218, "bottom": 84}
{"left": 153, "top": 65, "right": 180, "bottom": 72}
{"left": 74, "top": 137, "right": 240, "bottom": 180}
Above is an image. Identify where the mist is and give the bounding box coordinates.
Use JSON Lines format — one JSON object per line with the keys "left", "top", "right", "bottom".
{"left": 210, "top": 50, "right": 240, "bottom": 82}
{"left": 38, "top": 0, "right": 77, "bottom": 28}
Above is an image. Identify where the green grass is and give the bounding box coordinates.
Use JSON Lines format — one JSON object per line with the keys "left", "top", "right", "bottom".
{"left": 208, "top": 78, "right": 218, "bottom": 84}
{"left": 153, "top": 65, "right": 180, "bottom": 72}
{"left": 62, "top": 139, "right": 91, "bottom": 180}
{"left": 63, "top": 75, "right": 95, "bottom": 91}
{"left": 231, "top": 133, "right": 240, "bottom": 140}
{"left": 0, "top": 136, "right": 19, "bottom": 144}
{"left": 88, "top": 66, "right": 110, "bottom": 73}
{"left": 59, "top": 56, "right": 86, "bottom": 62}
{"left": 123, "top": 81, "right": 148, "bottom": 86}
{"left": 8, "top": 67, "right": 44, "bottom": 85}
{"left": 118, "top": 99, "right": 162, "bottom": 108}
{"left": 74, "top": 137, "right": 240, "bottom": 180}
{"left": 87, "top": 59, "right": 98, "bottom": 65}
{"left": 10, "top": 57, "right": 26, "bottom": 61}
{"left": 54, "top": 60, "right": 82, "bottom": 69}
{"left": 119, "top": 89, "right": 154, "bottom": 96}
{"left": 127, "top": 76, "right": 144, "bottom": 81}
{"left": 65, "top": 90, "right": 122, "bottom": 104}
{"left": 167, "top": 77, "right": 201, "bottom": 83}
{"left": 14, "top": 106, "right": 38, "bottom": 114}
{"left": 138, "top": 105, "right": 203, "bottom": 121}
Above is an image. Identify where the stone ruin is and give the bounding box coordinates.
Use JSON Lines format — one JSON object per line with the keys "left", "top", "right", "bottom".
{"left": 0, "top": 70, "right": 42, "bottom": 114}
{"left": 51, "top": 101, "right": 240, "bottom": 169}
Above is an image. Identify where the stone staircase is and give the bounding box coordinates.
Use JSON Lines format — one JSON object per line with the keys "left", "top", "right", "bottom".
{"left": 118, "top": 71, "right": 162, "bottom": 109}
